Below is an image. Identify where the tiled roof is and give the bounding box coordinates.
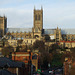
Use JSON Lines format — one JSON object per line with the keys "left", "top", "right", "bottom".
{"left": 61, "top": 29, "right": 75, "bottom": 34}
{"left": 6, "top": 28, "right": 32, "bottom": 33}
{"left": 0, "top": 57, "right": 25, "bottom": 68}
{"left": 44, "top": 29, "right": 55, "bottom": 34}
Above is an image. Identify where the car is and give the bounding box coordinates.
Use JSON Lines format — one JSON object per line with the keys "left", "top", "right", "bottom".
{"left": 49, "top": 70, "right": 54, "bottom": 74}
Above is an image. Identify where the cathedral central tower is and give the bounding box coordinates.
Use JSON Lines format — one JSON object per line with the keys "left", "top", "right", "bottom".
{"left": 33, "top": 7, "right": 43, "bottom": 33}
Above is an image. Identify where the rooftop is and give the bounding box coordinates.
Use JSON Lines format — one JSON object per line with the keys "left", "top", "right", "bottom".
{"left": 6, "top": 28, "right": 32, "bottom": 33}
{"left": 0, "top": 57, "right": 25, "bottom": 68}
{"left": 5, "top": 28, "right": 75, "bottom": 34}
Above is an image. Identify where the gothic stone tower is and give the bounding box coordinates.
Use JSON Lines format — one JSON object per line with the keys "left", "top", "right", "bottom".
{"left": 0, "top": 16, "right": 7, "bottom": 37}
{"left": 33, "top": 7, "right": 43, "bottom": 38}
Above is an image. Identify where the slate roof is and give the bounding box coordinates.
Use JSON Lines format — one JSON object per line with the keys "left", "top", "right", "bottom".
{"left": 44, "top": 29, "right": 75, "bottom": 34}
{"left": 44, "top": 29, "right": 55, "bottom": 34}
{"left": 0, "top": 57, "right": 25, "bottom": 68}
{"left": 6, "top": 28, "right": 32, "bottom": 33}
{"left": 0, "top": 69, "right": 16, "bottom": 75}
{"left": 61, "top": 29, "right": 75, "bottom": 34}
{"left": 5, "top": 28, "right": 75, "bottom": 34}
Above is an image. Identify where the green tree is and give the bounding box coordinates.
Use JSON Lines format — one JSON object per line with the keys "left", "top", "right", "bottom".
{"left": 51, "top": 53, "right": 63, "bottom": 67}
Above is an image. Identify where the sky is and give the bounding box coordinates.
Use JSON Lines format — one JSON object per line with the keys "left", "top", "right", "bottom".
{"left": 0, "top": 0, "right": 75, "bottom": 29}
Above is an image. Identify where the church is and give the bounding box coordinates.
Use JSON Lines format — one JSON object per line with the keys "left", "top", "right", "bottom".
{"left": 0, "top": 7, "right": 75, "bottom": 48}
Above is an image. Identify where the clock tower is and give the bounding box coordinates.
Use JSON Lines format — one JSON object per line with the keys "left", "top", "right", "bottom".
{"left": 33, "top": 7, "right": 43, "bottom": 33}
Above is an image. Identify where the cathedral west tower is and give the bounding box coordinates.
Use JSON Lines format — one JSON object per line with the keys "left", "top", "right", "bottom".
{"left": 0, "top": 16, "right": 7, "bottom": 37}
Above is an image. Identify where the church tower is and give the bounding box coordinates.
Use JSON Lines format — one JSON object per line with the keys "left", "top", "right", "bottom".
{"left": 0, "top": 16, "right": 7, "bottom": 37}
{"left": 33, "top": 7, "right": 43, "bottom": 34}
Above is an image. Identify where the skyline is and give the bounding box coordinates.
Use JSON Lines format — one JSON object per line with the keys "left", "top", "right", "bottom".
{"left": 0, "top": 0, "right": 75, "bottom": 29}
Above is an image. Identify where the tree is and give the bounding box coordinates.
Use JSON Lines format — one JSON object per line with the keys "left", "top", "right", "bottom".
{"left": 49, "top": 43, "right": 60, "bottom": 53}
{"left": 33, "top": 40, "right": 45, "bottom": 52}
{"left": 2, "top": 46, "right": 14, "bottom": 56}
{"left": 17, "top": 40, "right": 23, "bottom": 45}
{"left": 51, "top": 53, "right": 63, "bottom": 67}
{"left": 16, "top": 45, "right": 27, "bottom": 52}
{"left": 69, "top": 48, "right": 75, "bottom": 62}
{"left": 44, "top": 35, "right": 50, "bottom": 42}
{"left": 41, "top": 52, "right": 53, "bottom": 69}
{"left": 33, "top": 40, "right": 53, "bottom": 69}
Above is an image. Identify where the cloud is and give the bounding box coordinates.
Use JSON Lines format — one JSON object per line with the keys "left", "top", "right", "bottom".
{"left": 0, "top": 8, "right": 33, "bottom": 28}
{"left": 0, "top": 0, "right": 24, "bottom": 5}
{"left": 43, "top": 2, "right": 75, "bottom": 28}
{"left": 0, "top": 0, "right": 75, "bottom": 29}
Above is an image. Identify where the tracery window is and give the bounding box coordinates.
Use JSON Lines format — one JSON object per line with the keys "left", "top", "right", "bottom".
{"left": 38, "top": 15, "right": 40, "bottom": 20}
{"left": 35, "top": 15, "right": 37, "bottom": 20}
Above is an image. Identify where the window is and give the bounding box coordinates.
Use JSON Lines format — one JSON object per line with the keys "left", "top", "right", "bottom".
{"left": 23, "top": 57, "right": 27, "bottom": 61}
{"left": 68, "top": 36, "right": 70, "bottom": 39}
{"left": 0, "top": 19, "right": 3, "bottom": 24}
{"left": 72, "top": 36, "right": 74, "bottom": 40}
{"left": 23, "top": 58, "right": 25, "bottom": 61}
{"left": 27, "top": 40, "right": 28, "bottom": 43}
{"left": 35, "top": 15, "right": 37, "bottom": 20}
{"left": 35, "top": 27, "right": 38, "bottom": 32}
{"left": 31, "top": 40, "right": 32, "bottom": 44}
{"left": 38, "top": 15, "right": 40, "bottom": 20}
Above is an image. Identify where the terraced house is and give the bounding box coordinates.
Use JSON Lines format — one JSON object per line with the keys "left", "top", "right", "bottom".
{"left": 0, "top": 7, "right": 75, "bottom": 48}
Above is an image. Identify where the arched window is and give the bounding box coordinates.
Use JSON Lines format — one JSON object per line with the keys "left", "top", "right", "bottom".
{"left": 31, "top": 40, "right": 32, "bottom": 44}
{"left": 68, "top": 36, "right": 70, "bottom": 39}
{"left": 72, "top": 36, "right": 74, "bottom": 40}
{"left": 38, "top": 15, "right": 40, "bottom": 20}
{"left": 35, "top": 15, "right": 37, "bottom": 20}
{"left": 27, "top": 40, "right": 28, "bottom": 43}
{"left": 35, "top": 35, "right": 39, "bottom": 38}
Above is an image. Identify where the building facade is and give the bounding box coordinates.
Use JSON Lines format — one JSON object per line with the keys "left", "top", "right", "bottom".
{"left": 0, "top": 7, "right": 75, "bottom": 48}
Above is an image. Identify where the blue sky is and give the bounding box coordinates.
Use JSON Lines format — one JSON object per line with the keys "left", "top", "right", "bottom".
{"left": 0, "top": 0, "right": 75, "bottom": 29}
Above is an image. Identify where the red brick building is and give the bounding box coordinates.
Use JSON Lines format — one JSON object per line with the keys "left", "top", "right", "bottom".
{"left": 12, "top": 50, "right": 39, "bottom": 74}
{"left": 12, "top": 52, "right": 32, "bottom": 64}
{"left": 12, "top": 51, "right": 33, "bottom": 75}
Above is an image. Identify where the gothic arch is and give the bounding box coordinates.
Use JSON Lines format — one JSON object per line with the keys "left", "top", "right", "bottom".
{"left": 34, "top": 35, "right": 39, "bottom": 38}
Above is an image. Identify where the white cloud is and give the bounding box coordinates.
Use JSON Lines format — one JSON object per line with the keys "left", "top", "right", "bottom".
{"left": 0, "top": 0, "right": 24, "bottom": 5}
{"left": 0, "top": 8, "right": 33, "bottom": 28}
{"left": 0, "top": 0, "right": 75, "bottom": 29}
{"left": 43, "top": 3, "right": 75, "bottom": 28}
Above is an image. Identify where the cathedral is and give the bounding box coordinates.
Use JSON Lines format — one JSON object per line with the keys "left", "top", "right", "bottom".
{"left": 0, "top": 7, "right": 75, "bottom": 48}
